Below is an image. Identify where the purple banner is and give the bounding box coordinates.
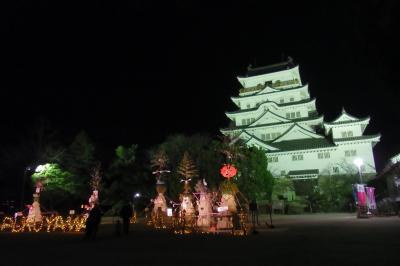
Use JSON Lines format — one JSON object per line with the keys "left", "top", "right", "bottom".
{"left": 365, "top": 187, "right": 377, "bottom": 210}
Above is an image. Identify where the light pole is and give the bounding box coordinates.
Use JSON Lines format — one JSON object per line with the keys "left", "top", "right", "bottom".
{"left": 20, "top": 166, "right": 32, "bottom": 210}
{"left": 353, "top": 158, "right": 364, "bottom": 184}
{"left": 353, "top": 158, "right": 371, "bottom": 215}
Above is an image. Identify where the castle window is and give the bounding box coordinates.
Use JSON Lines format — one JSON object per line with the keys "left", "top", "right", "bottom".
{"left": 266, "top": 133, "right": 271, "bottom": 140}
{"left": 247, "top": 104, "right": 251, "bottom": 109}
{"left": 318, "top": 153, "right": 324, "bottom": 159}
{"left": 247, "top": 118, "right": 251, "bottom": 124}
{"left": 280, "top": 99, "right": 284, "bottom": 104}
{"left": 271, "top": 133, "right": 280, "bottom": 139}
{"left": 251, "top": 118, "right": 255, "bottom": 123}
{"left": 341, "top": 132, "right": 347, "bottom": 138}
{"left": 324, "top": 152, "right": 330, "bottom": 158}
{"left": 345, "top": 150, "right": 357, "bottom": 157}
{"left": 286, "top": 113, "right": 291, "bottom": 119}
{"left": 290, "top": 97, "right": 294, "bottom": 102}
{"left": 347, "top": 131, "right": 353, "bottom": 137}
{"left": 296, "top": 112, "right": 301, "bottom": 118}
{"left": 241, "top": 119, "right": 246, "bottom": 125}
{"left": 261, "top": 134, "right": 266, "bottom": 140}
{"left": 268, "top": 157, "right": 278, "bottom": 163}
{"left": 290, "top": 112, "right": 296, "bottom": 119}
{"left": 292, "top": 154, "right": 303, "bottom": 161}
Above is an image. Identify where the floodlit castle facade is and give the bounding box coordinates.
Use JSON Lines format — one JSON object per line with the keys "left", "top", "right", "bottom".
{"left": 221, "top": 59, "right": 380, "bottom": 179}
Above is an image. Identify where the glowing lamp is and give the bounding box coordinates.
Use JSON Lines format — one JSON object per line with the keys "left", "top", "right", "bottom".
{"left": 167, "top": 208, "right": 173, "bottom": 217}
{"left": 220, "top": 164, "right": 237, "bottom": 179}
{"left": 354, "top": 158, "right": 363, "bottom": 168}
{"left": 217, "top": 206, "right": 228, "bottom": 212}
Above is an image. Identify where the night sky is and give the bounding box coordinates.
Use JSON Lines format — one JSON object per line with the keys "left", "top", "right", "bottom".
{"left": 2, "top": 1, "right": 400, "bottom": 178}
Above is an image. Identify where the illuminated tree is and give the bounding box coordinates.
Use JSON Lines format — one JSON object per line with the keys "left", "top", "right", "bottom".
{"left": 151, "top": 149, "right": 168, "bottom": 171}
{"left": 31, "top": 163, "right": 76, "bottom": 210}
{"left": 155, "top": 134, "right": 224, "bottom": 197}
{"left": 177, "top": 152, "right": 198, "bottom": 193}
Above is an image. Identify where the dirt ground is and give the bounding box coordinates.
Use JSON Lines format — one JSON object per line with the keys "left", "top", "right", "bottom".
{"left": 2, "top": 213, "right": 400, "bottom": 266}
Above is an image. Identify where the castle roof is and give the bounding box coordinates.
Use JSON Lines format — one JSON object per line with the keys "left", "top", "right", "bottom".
{"left": 324, "top": 108, "right": 370, "bottom": 125}
{"left": 239, "top": 61, "right": 297, "bottom": 78}
{"left": 226, "top": 98, "right": 315, "bottom": 115}
{"left": 333, "top": 134, "right": 381, "bottom": 144}
{"left": 269, "top": 138, "right": 336, "bottom": 152}
{"left": 220, "top": 114, "right": 323, "bottom": 132}
{"left": 231, "top": 83, "right": 308, "bottom": 100}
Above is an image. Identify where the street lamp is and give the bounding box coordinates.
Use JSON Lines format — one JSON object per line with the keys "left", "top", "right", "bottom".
{"left": 20, "top": 166, "right": 32, "bottom": 210}
{"left": 353, "top": 158, "right": 364, "bottom": 184}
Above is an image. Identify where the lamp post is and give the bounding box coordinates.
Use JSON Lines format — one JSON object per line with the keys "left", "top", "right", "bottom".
{"left": 353, "top": 158, "right": 371, "bottom": 215}
{"left": 20, "top": 166, "right": 32, "bottom": 210}
{"left": 353, "top": 158, "right": 364, "bottom": 184}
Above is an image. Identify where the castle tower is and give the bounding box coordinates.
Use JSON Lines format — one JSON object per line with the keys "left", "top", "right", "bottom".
{"left": 221, "top": 59, "right": 380, "bottom": 179}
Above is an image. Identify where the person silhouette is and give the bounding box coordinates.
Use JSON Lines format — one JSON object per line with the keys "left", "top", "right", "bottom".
{"left": 85, "top": 203, "right": 102, "bottom": 239}
{"left": 120, "top": 202, "right": 133, "bottom": 235}
{"left": 249, "top": 200, "right": 259, "bottom": 226}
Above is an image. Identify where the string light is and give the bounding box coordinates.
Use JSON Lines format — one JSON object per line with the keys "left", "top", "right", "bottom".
{"left": 1, "top": 215, "right": 86, "bottom": 233}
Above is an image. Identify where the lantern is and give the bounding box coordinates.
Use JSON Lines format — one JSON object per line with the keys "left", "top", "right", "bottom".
{"left": 220, "top": 164, "right": 237, "bottom": 179}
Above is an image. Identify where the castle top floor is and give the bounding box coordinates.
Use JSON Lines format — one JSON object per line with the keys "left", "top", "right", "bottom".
{"left": 238, "top": 58, "right": 302, "bottom": 96}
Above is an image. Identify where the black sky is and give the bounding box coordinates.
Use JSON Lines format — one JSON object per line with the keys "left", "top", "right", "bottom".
{"left": 2, "top": 1, "right": 400, "bottom": 173}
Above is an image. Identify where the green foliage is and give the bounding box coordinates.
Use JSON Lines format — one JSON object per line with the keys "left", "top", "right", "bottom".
{"left": 61, "top": 130, "right": 97, "bottom": 199}
{"left": 286, "top": 196, "right": 308, "bottom": 214}
{"left": 102, "top": 144, "right": 140, "bottom": 208}
{"left": 115, "top": 145, "right": 136, "bottom": 164}
{"left": 32, "top": 163, "right": 74, "bottom": 192}
{"left": 31, "top": 163, "right": 76, "bottom": 210}
{"left": 272, "top": 178, "right": 295, "bottom": 200}
{"left": 293, "top": 179, "right": 318, "bottom": 196}
{"left": 234, "top": 146, "right": 274, "bottom": 201}
{"left": 317, "top": 174, "right": 360, "bottom": 212}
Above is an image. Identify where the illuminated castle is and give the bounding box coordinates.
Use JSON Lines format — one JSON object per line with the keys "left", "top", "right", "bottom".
{"left": 221, "top": 58, "right": 380, "bottom": 179}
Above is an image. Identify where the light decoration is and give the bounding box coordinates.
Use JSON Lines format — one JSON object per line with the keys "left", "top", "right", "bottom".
{"left": 0, "top": 215, "right": 86, "bottom": 233}
{"left": 167, "top": 208, "right": 173, "bottom": 217}
{"left": 217, "top": 206, "right": 229, "bottom": 213}
{"left": 130, "top": 212, "right": 137, "bottom": 224}
{"left": 220, "top": 164, "right": 237, "bottom": 179}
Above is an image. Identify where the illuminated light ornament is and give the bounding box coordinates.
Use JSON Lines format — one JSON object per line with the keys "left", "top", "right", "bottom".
{"left": 1, "top": 215, "right": 86, "bottom": 233}
{"left": 130, "top": 212, "right": 137, "bottom": 224}
{"left": 65, "top": 216, "right": 87, "bottom": 232}
{"left": 1, "top": 217, "right": 14, "bottom": 231}
{"left": 46, "top": 216, "right": 65, "bottom": 232}
{"left": 220, "top": 164, "right": 237, "bottom": 179}
{"left": 27, "top": 194, "right": 42, "bottom": 223}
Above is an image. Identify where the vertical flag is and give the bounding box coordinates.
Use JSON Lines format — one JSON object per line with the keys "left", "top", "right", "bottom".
{"left": 356, "top": 184, "right": 367, "bottom": 206}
